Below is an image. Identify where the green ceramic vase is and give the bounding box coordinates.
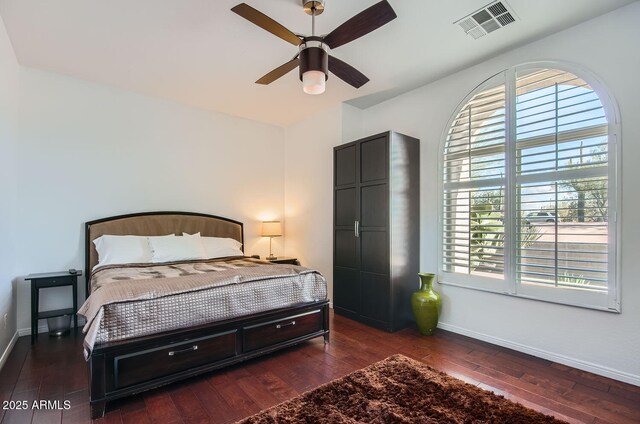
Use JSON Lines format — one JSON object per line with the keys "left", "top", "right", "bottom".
{"left": 411, "top": 273, "right": 442, "bottom": 336}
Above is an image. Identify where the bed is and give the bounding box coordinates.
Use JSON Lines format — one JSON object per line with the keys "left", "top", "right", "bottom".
{"left": 81, "top": 211, "right": 330, "bottom": 419}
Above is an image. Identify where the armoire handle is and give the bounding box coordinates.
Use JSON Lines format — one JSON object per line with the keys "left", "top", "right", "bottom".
{"left": 355, "top": 220, "right": 359, "bottom": 237}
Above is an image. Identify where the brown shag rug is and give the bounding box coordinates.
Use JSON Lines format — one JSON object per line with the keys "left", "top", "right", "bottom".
{"left": 237, "top": 354, "right": 567, "bottom": 423}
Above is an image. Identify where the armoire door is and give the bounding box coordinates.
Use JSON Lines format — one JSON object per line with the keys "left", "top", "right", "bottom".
{"left": 358, "top": 135, "right": 390, "bottom": 325}
{"left": 333, "top": 143, "right": 360, "bottom": 317}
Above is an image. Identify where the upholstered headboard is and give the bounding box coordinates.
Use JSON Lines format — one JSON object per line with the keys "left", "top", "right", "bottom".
{"left": 84, "top": 211, "right": 244, "bottom": 292}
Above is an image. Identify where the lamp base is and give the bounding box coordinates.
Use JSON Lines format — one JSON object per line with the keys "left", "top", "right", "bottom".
{"left": 266, "top": 255, "right": 277, "bottom": 260}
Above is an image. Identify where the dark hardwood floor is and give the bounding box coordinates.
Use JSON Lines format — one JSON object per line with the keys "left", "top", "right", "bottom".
{"left": 1, "top": 311, "right": 638, "bottom": 424}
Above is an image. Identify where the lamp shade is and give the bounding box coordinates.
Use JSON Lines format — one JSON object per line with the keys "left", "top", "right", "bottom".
{"left": 302, "top": 70, "right": 326, "bottom": 95}
{"left": 261, "top": 221, "right": 282, "bottom": 237}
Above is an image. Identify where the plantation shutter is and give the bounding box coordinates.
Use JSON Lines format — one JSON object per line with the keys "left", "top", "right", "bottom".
{"left": 442, "top": 74, "right": 506, "bottom": 280}
{"left": 515, "top": 68, "right": 609, "bottom": 293}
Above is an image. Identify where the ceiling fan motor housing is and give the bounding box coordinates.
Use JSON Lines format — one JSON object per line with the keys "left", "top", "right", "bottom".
{"left": 299, "top": 45, "right": 328, "bottom": 81}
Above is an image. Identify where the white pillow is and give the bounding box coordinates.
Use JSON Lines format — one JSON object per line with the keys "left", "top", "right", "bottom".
{"left": 93, "top": 234, "right": 174, "bottom": 269}
{"left": 183, "top": 233, "right": 244, "bottom": 259}
{"left": 149, "top": 235, "right": 207, "bottom": 263}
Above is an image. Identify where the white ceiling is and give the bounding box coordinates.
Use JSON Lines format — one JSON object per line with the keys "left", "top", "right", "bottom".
{"left": 0, "top": 0, "right": 635, "bottom": 127}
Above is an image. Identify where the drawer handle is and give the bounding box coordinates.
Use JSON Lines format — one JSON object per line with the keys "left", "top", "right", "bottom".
{"left": 276, "top": 320, "right": 296, "bottom": 329}
{"left": 168, "top": 345, "right": 198, "bottom": 356}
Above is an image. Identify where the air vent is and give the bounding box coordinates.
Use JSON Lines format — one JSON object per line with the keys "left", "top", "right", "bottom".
{"left": 455, "top": 1, "right": 517, "bottom": 40}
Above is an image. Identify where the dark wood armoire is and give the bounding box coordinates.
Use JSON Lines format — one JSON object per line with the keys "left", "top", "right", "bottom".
{"left": 333, "top": 131, "right": 420, "bottom": 332}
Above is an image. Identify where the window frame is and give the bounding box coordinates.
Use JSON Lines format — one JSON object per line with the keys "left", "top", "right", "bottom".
{"left": 437, "top": 61, "right": 621, "bottom": 312}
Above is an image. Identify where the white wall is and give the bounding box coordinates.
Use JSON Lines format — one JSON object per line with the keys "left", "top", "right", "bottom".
{"left": 13, "top": 68, "right": 285, "bottom": 333}
{"left": 283, "top": 104, "right": 340, "bottom": 303}
{"left": 283, "top": 104, "right": 363, "bottom": 304}
{"left": 0, "top": 15, "right": 20, "bottom": 365}
{"left": 356, "top": 3, "right": 640, "bottom": 383}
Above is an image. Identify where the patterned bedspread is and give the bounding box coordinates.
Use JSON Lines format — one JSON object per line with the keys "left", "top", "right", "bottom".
{"left": 77, "top": 257, "right": 327, "bottom": 358}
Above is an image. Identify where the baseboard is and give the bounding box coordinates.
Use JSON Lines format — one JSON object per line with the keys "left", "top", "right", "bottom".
{"left": 437, "top": 321, "right": 640, "bottom": 387}
{"left": 17, "top": 324, "right": 49, "bottom": 336}
{"left": 0, "top": 331, "right": 19, "bottom": 372}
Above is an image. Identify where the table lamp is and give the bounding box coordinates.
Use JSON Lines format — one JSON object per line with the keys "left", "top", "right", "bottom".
{"left": 261, "top": 221, "right": 282, "bottom": 260}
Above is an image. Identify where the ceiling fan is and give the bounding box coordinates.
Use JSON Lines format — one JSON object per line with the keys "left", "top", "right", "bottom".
{"left": 231, "top": 0, "right": 397, "bottom": 95}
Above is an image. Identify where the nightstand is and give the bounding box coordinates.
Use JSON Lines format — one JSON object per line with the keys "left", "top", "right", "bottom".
{"left": 26, "top": 270, "right": 82, "bottom": 343}
{"left": 267, "top": 256, "right": 300, "bottom": 265}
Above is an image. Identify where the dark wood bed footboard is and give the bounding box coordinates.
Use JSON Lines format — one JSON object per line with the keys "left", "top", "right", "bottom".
{"left": 88, "top": 301, "right": 330, "bottom": 419}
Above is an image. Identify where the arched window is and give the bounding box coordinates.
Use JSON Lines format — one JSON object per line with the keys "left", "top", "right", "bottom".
{"left": 441, "top": 63, "right": 619, "bottom": 311}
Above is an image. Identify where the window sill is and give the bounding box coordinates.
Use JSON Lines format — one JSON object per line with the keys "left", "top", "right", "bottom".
{"left": 438, "top": 278, "right": 620, "bottom": 313}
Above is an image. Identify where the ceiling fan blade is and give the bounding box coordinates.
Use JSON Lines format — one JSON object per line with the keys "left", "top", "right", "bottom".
{"left": 328, "top": 55, "right": 369, "bottom": 89}
{"left": 231, "top": 3, "right": 302, "bottom": 46}
{"left": 323, "top": 0, "right": 397, "bottom": 49}
{"left": 256, "top": 58, "right": 300, "bottom": 85}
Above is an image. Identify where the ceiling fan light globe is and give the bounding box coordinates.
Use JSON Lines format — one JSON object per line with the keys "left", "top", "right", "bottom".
{"left": 302, "top": 70, "right": 326, "bottom": 94}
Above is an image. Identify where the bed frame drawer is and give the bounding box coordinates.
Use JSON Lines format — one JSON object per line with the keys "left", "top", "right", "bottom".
{"left": 113, "top": 330, "right": 237, "bottom": 389}
{"left": 90, "top": 302, "right": 329, "bottom": 419}
{"left": 243, "top": 309, "right": 323, "bottom": 352}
